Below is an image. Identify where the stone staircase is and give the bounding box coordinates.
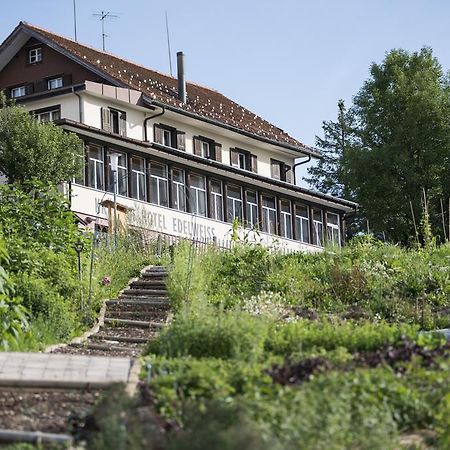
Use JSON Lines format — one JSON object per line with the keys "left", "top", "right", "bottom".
{"left": 53, "top": 266, "right": 170, "bottom": 358}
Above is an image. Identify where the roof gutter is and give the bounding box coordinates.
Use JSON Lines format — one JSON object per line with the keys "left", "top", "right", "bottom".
{"left": 143, "top": 97, "right": 322, "bottom": 159}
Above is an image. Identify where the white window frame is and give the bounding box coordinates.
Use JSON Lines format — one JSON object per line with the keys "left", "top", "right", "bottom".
{"left": 163, "top": 129, "right": 173, "bottom": 147}
{"left": 226, "top": 185, "right": 243, "bottom": 222}
{"left": 327, "top": 212, "right": 341, "bottom": 246}
{"left": 108, "top": 151, "right": 128, "bottom": 196}
{"left": 211, "top": 180, "right": 223, "bottom": 221}
{"left": 150, "top": 162, "right": 169, "bottom": 207}
{"left": 190, "top": 174, "right": 207, "bottom": 216}
{"left": 47, "top": 77, "right": 63, "bottom": 90}
{"left": 280, "top": 200, "right": 292, "bottom": 239}
{"left": 313, "top": 209, "right": 324, "bottom": 247}
{"left": 201, "top": 141, "right": 211, "bottom": 158}
{"left": 262, "top": 196, "right": 277, "bottom": 235}
{"left": 130, "top": 157, "right": 146, "bottom": 201}
{"left": 295, "top": 204, "right": 310, "bottom": 243}
{"left": 246, "top": 191, "right": 258, "bottom": 228}
{"left": 172, "top": 168, "right": 186, "bottom": 211}
{"left": 29, "top": 47, "right": 42, "bottom": 64}
{"left": 87, "top": 145, "right": 104, "bottom": 190}
{"left": 35, "top": 109, "right": 60, "bottom": 123}
{"left": 10, "top": 86, "right": 26, "bottom": 98}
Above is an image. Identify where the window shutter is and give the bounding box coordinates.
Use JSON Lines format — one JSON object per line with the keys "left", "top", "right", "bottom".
{"left": 285, "top": 164, "right": 292, "bottom": 183}
{"left": 193, "top": 136, "right": 202, "bottom": 156}
{"left": 101, "top": 107, "right": 111, "bottom": 132}
{"left": 119, "top": 112, "right": 127, "bottom": 137}
{"left": 34, "top": 80, "right": 46, "bottom": 93}
{"left": 230, "top": 148, "right": 238, "bottom": 166}
{"left": 62, "top": 74, "right": 72, "bottom": 86}
{"left": 214, "top": 142, "right": 222, "bottom": 162}
{"left": 271, "top": 160, "right": 281, "bottom": 180}
{"left": 176, "top": 130, "right": 186, "bottom": 150}
{"left": 250, "top": 154, "right": 258, "bottom": 173}
{"left": 154, "top": 123, "right": 163, "bottom": 144}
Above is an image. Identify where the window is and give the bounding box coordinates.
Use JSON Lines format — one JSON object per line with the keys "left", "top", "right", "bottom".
{"left": 87, "top": 144, "right": 105, "bottom": 190}
{"left": 230, "top": 148, "right": 257, "bottom": 172}
{"left": 295, "top": 204, "right": 310, "bottom": 243}
{"left": 28, "top": 48, "right": 42, "bottom": 64}
{"left": 130, "top": 156, "right": 146, "bottom": 201}
{"left": 10, "top": 86, "right": 26, "bottom": 98}
{"left": 210, "top": 180, "right": 223, "bottom": 221}
{"left": 154, "top": 124, "right": 185, "bottom": 150}
{"left": 107, "top": 151, "right": 128, "bottom": 196}
{"left": 193, "top": 137, "right": 221, "bottom": 162}
{"left": 280, "top": 200, "right": 292, "bottom": 239}
{"left": 101, "top": 107, "right": 127, "bottom": 136}
{"left": 262, "top": 196, "right": 277, "bottom": 235}
{"left": 313, "top": 209, "right": 324, "bottom": 246}
{"left": 47, "top": 77, "right": 63, "bottom": 90}
{"left": 270, "top": 159, "right": 292, "bottom": 183}
{"left": 172, "top": 168, "right": 186, "bottom": 211}
{"left": 150, "top": 162, "right": 169, "bottom": 207}
{"left": 226, "top": 184, "right": 243, "bottom": 222}
{"left": 246, "top": 190, "right": 259, "bottom": 228}
{"left": 189, "top": 174, "right": 207, "bottom": 216}
{"left": 327, "top": 212, "right": 341, "bottom": 246}
{"left": 35, "top": 108, "right": 60, "bottom": 123}
{"left": 163, "top": 128, "right": 173, "bottom": 147}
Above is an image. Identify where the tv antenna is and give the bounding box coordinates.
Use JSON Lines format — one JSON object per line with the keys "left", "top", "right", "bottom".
{"left": 165, "top": 11, "right": 173, "bottom": 76}
{"left": 92, "top": 11, "right": 119, "bottom": 51}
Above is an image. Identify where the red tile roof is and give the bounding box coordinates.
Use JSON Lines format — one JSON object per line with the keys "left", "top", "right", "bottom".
{"left": 21, "top": 22, "right": 314, "bottom": 153}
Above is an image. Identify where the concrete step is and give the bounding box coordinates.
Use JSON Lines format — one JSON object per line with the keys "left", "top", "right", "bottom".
{"left": 141, "top": 271, "right": 167, "bottom": 278}
{"left": 105, "top": 311, "right": 168, "bottom": 321}
{"left": 122, "top": 288, "right": 168, "bottom": 296}
{"left": 130, "top": 280, "right": 166, "bottom": 288}
{"left": 117, "top": 295, "right": 168, "bottom": 302}
{"left": 104, "top": 317, "right": 164, "bottom": 329}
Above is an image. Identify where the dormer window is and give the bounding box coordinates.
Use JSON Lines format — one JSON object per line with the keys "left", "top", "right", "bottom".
{"left": 28, "top": 47, "right": 42, "bottom": 64}
{"left": 193, "top": 136, "right": 222, "bottom": 162}
{"left": 47, "top": 77, "right": 63, "bottom": 90}
{"left": 10, "top": 86, "right": 26, "bottom": 98}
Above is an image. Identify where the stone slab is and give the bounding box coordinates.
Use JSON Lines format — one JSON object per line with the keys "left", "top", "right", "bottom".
{"left": 0, "top": 352, "right": 132, "bottom": 388}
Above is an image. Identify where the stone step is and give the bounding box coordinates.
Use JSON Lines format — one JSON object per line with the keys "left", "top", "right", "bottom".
{"left": 69, "top": 342, "right": 137, "bottom": 353}
{"left": 104, "top": 317, "right": 164, "bottom": 329}
{"left": 141, "top": 271, "right": 167, "bottom": 278}
{"left": 122, "top": 288, "right": 168, "bottom": 296}
{"left": 106, "top": 299, "right": 170, "bottom": 308}
{"left": 130, "top": 280, "right": 166, "bottom": 288}
{"left": 105, "top": 311, "right": 168, "bottom": 321}
{"left": 92, "top": 334, "right": 149, "bottom": 344}
{"left": 117, "top": 295, "right": 168, "bottom": 302}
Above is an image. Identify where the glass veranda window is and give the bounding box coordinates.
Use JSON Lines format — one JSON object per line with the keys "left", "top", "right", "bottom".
{"left": 246, "top": 190, "right": 258, "bottom": 228}
{"left": 295, "top": 204, "right": 310, "bottom": 243}
{"left": 226, "top": 184, "right": 243, "bottom": 222}
{"left": 327, "top": 212, "right": 341, "bottom": 246}
{"left": 280, "top": 200, "right": 292, "bottom": 239}
{"left": 313, "top": 209, "right": 324, "bottom": 246}
{"left": 150, "top": 162, "right": 169, "bottom": 207}
{"left": 189, "top": 174, "right": 207, "bottom": 216}
{"left": 107, "top": 151, "right": 128, "bottom": 196}
{"left": 211, "top": 180, "right": 223, "bottom": 221}
{"left": 87, "top": 145, "right": 104, "bottom": 190}
{"left": 172, "top": 168, "right": 186, "bottom": 211}
{"left": 262, "top": 196, "right": 277, "bottom": 235}
{"left": 130, "top": 156, "right": 146, "bottom": 201}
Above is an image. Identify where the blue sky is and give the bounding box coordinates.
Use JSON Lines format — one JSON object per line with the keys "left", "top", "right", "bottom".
{"left": 1, "top": 1, "right": 450, "bottom": 152}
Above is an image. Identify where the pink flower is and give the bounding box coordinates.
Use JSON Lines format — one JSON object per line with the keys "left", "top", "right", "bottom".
{"left": 101, "top": 276, "right": 111, "bottom": 286}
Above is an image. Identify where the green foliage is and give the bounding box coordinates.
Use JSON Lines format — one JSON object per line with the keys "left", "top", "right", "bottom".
{"left": 147, "top": 308, "right": 269, "bottom": 361}
{"left": 0, "top": 103, "right": 83, "bottom": 184}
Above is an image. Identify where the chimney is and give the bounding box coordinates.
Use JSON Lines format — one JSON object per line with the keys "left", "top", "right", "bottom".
{"left": 177, "top": 51, "right": 187, "bottom": 103}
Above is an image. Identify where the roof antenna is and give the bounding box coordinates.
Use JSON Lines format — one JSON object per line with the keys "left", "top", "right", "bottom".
{"left": 92, "top": 11, "right": 119, "bottom": 51}
{"left": 73, "top": 0, "right": 78, "bottom": 41}
{"left": 165, "top": 10, "right": 173, "bottom": 76}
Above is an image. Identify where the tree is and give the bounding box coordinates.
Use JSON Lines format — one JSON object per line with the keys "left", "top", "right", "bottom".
{"left": 0, "top": 99, "right": 83, "bottom": 184}
{"left": 305, "top": 100, "right": 356, "bottom": 199}
{"left": 311, "top": 48, "right": 450, "bottom": 243}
